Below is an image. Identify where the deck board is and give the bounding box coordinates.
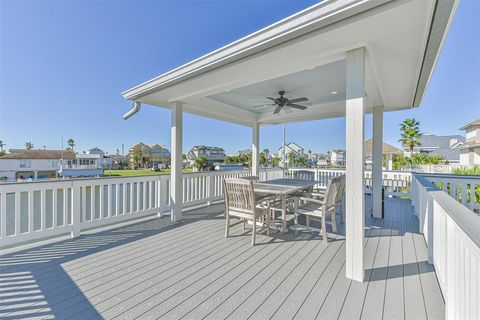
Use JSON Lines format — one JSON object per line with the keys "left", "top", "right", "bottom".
{"left": 0, "top": 198, "right": 445, "bottom": 320}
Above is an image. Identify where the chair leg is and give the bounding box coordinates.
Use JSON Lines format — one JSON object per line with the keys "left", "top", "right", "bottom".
{"left": 332, "top": 211, "right": 337, "bottom": 234}
{"left": 294, "top": 213, "right": 298, "bottom": 235}
{"left": 225, "top": 214, "right": 230, "bottom": 238}
{"left": 266, "top": 213, "right": 270, "bottom": 236}
{"left": 340, "top": 202, "right": 345, "bottom": 224}
{"left": 242, "top": 218, "right": 246, "bottom": 230}
{"left": 321, "top": 214, "right": 328, "bottom": 242}
{"left": 306, "top": 215, "right": 310, "bottom": 227}
{"left": 252, "top": 217, "right": 256, "bottom": 246}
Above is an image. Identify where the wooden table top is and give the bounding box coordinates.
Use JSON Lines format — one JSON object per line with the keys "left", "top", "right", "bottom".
{"left": 254, "top": 179, "right": 318, "bottom": 195}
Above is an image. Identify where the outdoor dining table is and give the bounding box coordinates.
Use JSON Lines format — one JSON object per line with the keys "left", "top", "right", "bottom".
{"left": 254, "top": 178, "right": 320, "bottom": 233}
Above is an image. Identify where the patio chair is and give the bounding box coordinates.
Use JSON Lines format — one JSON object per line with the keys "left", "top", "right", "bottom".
{"left": 309, "top": 175, "right": 346, "bottom": 223}
{"left": 294, "top": 175, "right": 345, "bottom": 241}
{"left": 223, "top": 178, "right": 271, "bottom": 246}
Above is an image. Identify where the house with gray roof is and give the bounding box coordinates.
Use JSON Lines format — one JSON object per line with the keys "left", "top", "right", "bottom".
{"left": 404, "top": 134, "right": 465, "bottom": 163}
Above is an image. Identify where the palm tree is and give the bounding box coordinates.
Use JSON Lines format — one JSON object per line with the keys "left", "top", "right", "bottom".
{"left": 67, "top": 138, "right": 75, "bottom": 151}
{"left": 399, "top": 118, "right": 422, "bottom": 157}
{"left": 25, "top": 142, "right": 34, "bottom": 150}
{"left": 0, "top": 140, "right": 5, "bottom": 152}
{"left": 194, "top": 155, "right": 207, "bottom": 171}
{"left": 287, "top": 151, "right": 296, "bottom": 167}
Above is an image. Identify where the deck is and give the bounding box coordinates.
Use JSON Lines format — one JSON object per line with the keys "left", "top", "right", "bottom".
{"left": 0, "top": 197, "right": 444, "bottom": 320}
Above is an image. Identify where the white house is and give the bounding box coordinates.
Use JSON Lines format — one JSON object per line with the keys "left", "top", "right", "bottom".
{"left": 0, "top": 150, "right": 76, "bottom": 181}
{"left": 330, "top": 149, "right": 346, "bottom": 167}
{"left": 187, "top": 145, "right": 226, "bottom": 169}
{"left": 457, "top": 119, "right": 480, "bottom": 167}
{"left": 278, "top": 142, "right": 304, "bottom": 166}
{"left": 86, "top": 147, "right": 113, "bottom": 167}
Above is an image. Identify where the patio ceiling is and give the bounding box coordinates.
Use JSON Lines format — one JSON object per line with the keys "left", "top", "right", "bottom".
{"left": 122, "top": 0, "right": 457, "bottom": 126}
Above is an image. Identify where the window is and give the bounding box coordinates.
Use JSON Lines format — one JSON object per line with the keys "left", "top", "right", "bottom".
{"left": 19, "top": 160, "right": 31, "bottom": 168}
{"left": 50, "top": 160, "right": 59, "bottom": 168}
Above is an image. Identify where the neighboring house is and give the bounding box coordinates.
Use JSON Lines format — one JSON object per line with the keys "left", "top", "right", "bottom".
{"left": 404, "top": 134, "right": 465, "bottom": 163}
{"left": 330, "top": 149, "right": 346, "bottom": 167}
{"left": 86, "top": 147, "right": 112, "bottom": 167}
{"left": 364, "top": 138, "right": 403, "bottom": 170}
{"left": 307, "top": 152, "right": 329, "bottom": 167}
{"left": 456, "top": 119, "right": 480, "bottom": 167}
{"left": 0, "top": 150, "right": 76, "bottom": 180}
{"left": 278, "top": 142, "right": 304, "bottom": 166}
{"left": 187, "top": 145, "right": 226, "bottom": 169}
{"left": 129, "top": 143, "right": 170, "bottom": 168}
{"left": 60, "top": 153, "right": 104, "bottom": 178}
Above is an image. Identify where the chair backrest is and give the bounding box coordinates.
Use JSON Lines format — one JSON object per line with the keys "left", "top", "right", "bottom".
{"left": 293, "top": 170, "right": 315, "bottom": 181}
{"left": 324, "top": 175, "right": 345, "bottom": 209}
{"left": 223, "top": 178, "right": 256, "bottom": 214}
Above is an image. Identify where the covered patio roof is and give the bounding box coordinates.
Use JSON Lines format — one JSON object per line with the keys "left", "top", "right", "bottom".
{"left": 122, "top": 0, "right": 457, "bottom": 126}
{"left": 121, "top": 0, "right": 458, "bottom": 283}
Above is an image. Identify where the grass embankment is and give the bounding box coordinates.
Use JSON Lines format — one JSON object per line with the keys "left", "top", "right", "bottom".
{"left": 103, "top": 169, "right": 192, "bottom": 177}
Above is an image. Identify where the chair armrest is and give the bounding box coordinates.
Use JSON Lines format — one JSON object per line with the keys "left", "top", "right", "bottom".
{"left": 299, "top": 197, "right": 325, "bottom": 205}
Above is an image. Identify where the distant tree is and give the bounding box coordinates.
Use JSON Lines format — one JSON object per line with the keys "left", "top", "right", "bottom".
{"left": 297, "top": 156, "right": 308, "bottom": 167}
{"left": 272, "top": 156, "right": 281, "bottom": 167}
{"left": 66, "top": 138, "right": 75, "bottom": 151}
{"left": 133, "top": 149, "right": 143, "bottom": 168}
{"left": 0, "top": 139, "right": 5, "bottom": 152}
{"left": 25, "top": 142, "right": 34, "bottom": 150}
{"left": 194, "top": 155, "right": 207, "bottom": 171}
{"left": 287, "top": 151, "right": 296, "bottom": 167}
{"left": 259, "top": 152, "right": 268, "bottom": 166}
{"left": 399, "top": 118, "right": 422, "bottom": 157}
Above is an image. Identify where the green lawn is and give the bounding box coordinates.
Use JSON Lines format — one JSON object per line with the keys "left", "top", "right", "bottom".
{"left": 103, "top": 169, "right": 192, "bottom": 177}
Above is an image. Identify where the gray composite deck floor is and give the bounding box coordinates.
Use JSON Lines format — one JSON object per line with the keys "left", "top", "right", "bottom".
{"left": 0, "top": 197, "right": 444, "bottom": 320}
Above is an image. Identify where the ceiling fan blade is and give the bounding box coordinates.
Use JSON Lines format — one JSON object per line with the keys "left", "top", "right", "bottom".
{"left": 251, "top": 103, "right": 276, "bottom": 108}
{"left": 273, "top": 106, "right": 282, "bottom": 114}
{"left": 288, "top": 97, "right": 308, "bottom": 103}
{"left": 266, "top": 97, "right": 276, "bottom": 102}
{"left": 288, "top": 104, "right": 308, "bottom": 110}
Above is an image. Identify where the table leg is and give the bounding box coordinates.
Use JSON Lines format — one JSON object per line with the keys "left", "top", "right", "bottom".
{"left": 282, "top": 194, "right": 287, "bottom": 233}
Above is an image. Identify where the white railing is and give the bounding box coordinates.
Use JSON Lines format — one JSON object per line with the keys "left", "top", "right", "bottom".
{"left": 0, "top": 168, "right": 287, "bottom": 248}
{"left": 419, "top": 173, "right": 480, "bottom": 212}
{"left": 288, "top": 168, "right": 412, "bottom": 197}
{"left": 402, "top": 164, "right": 453, "bottom": 174}
{"left": 0, "top": 167, "right": 417, "bottom": 249}
{"left": 412, "top": 174, "right": 480, "bottom": 319}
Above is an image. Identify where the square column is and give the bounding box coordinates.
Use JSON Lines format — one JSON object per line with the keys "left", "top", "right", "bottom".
{"left": 170, "top": 101, "right": 183, "bottom": 222}
{"left": 345, "top": 47, "right": 366, "bottom": 282}
{"left": 372, "top": 106, "right": 384, "bottom": 218}
{"left": 252, "top": 123, "right": 260, "bottom": 177}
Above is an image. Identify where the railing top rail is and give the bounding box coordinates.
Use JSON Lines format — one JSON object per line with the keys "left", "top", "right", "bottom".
{"left": 419, "top": 173, "right": 480, "bottom": 180}
{"left": 414, "top": 173, "right": 480, "bottom": 248}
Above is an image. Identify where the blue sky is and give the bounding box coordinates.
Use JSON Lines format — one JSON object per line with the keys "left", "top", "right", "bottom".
{"left": 1, "top": 0, "right": 478, "bottom": 156}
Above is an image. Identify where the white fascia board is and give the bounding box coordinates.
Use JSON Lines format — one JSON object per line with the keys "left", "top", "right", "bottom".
{"left": 122, "top": 0, "right": 391, "bottom": 101}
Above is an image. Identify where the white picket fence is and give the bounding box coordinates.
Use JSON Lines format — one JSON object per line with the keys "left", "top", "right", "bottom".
{"left": 412, "top": 174, "right": 480, "bottom": 319}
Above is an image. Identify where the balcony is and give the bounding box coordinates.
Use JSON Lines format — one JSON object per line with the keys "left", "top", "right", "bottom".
{"left": 1, "top": 168, "right": 478, "bottom": 319}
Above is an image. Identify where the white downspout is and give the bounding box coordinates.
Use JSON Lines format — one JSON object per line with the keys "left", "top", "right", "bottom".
{"left": 123, "top": 101, "right": 142, "bottom": 120}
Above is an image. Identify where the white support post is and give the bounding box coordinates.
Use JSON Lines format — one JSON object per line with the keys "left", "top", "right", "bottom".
{"left": 170, "top": 101, "right": 183, "bottom": 222}
{"left": 372, "top": 106, "right": 383, "bottom": 218}
{"left": 345, "top": 47, "right": 366, "bottom": 282}
{"left": 252, "top": 123, "right": 260, "bottom": 177}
